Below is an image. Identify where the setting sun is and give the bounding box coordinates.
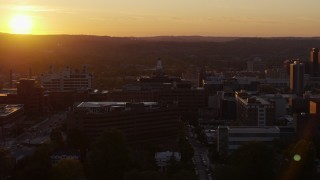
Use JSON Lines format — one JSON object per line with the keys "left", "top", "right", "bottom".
{"left": 9, "top": 14, "right": 33, "bottom": 34}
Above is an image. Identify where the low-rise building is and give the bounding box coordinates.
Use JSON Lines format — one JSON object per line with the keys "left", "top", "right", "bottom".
{"left": 217, "top": 126, "right": 280, "bottom": 155}
{"left": 67, "top": 102, "right": 180, "bottom": 144}
{"left": 235, "top": 91, "right": 275, "bottom": 126}
{"left": 40, "top": 66, "right": 93, "bottom": 91}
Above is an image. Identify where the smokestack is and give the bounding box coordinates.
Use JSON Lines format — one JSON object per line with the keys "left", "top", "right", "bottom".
{"left": 9, "top": 69, "right": 12, "bottom": 88}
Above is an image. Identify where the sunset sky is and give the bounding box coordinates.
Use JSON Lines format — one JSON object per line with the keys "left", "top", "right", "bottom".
{"left": 1, "top": 0, "right": 320, "bottom": 36}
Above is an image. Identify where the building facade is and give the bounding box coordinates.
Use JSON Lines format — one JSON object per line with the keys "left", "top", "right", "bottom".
{"left": 40, "top": 66, "right": 92, "bottom": 91}
{"left": 235, "top": 91, "right": 275, "bottom": 126}
{"left": 217, "top": 126, "right": 280, "bottom": 155}
{"left": 310, "top": 48, "right": 320, "bottom": 77}
{"left": 290, "top": 61, "right": 305, "bottom": 95}
{"left": 67, "top": 102, "right": 180, "bottom": 144}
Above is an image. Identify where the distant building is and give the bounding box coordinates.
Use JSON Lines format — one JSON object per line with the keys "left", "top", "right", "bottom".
{"left": 198, "top": 67, "right": 206, "bottom": 88}
{"left": 265, "top": 67, "right": 289, "bottom": 79}
{"left": 265, "top": 94, "right": 287, "bottom": 119}
{"left": 290, "top": 61, "right": 305, "bottom": 96}
{"left": 291, "top": 99, "right": 320, "bottom": 144}
{"left": 310, "top": 99, "right": 320, "bottom": 119}
{"left": 289, "top": 96, "right": 310, "bottom": 114}
{"left": 0, "top": 79, "right": 46, "bottom": 115}
{"left": 247, "top": 57, "right": 266, "bottom": 72}
{"left": 67, "top": 102, "right": 180, "bottom": 144}
{"left": 217, "top": 126, "right": 280, "bottom": 155}
{"left": 235, "top": 91, "right": 275, "bottom": 126}
{"left": 220, "top": 97, "right": 237, "bottom": 120}
{"left": 204, "top": 75, "right": 260, "bottom": 94}
{"left": 40, "top": 66, "right": 92, "bottom": 91}
{"left": 17, "top": 79, "right": 46, "bottom": 115}
{"left": 310, "top": 48, "right": 320, "bottom": 77}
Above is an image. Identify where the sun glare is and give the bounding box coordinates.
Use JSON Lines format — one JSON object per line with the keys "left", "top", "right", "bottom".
{"left": 9, "top": 14, "right": 33, "bottom": 34}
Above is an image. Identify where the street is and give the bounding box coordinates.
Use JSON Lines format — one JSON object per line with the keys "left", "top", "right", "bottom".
{"left": 187, "top": 126, "right": 212, "bottom": 180}
{"left": 1, "top": 111, "right": 67, "bottom": 160}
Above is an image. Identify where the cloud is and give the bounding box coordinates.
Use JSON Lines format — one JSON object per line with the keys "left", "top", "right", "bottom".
{"left": 0, "top": 4, "right": 78, "bottom": 14}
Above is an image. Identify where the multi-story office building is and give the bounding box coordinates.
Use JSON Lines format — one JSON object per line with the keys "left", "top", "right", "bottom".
{"left": 67, "top": 102, "right": 180, "bottom": 144}
{"left": 235, "top": 91, "right": 275, "bottom": 126}
{"left": 310, "top": 48, "right": 320, "bottom": 77}
{"left": 290, "top": 61, "right": 305, "bottom": 95}
{"left": 40, "top": 66, "right": 92, "bottom": 91}
{"left": 17, "top": 79, "right": 46, "bottom": 115}
{"left": 217, "top": 126, "right": 280, "bottom": 155}
{"left": 0, "top": 79, "right": 46, "bottom": 115}
{"left": 160, "top": 89, "right": 207, "bottom": 116}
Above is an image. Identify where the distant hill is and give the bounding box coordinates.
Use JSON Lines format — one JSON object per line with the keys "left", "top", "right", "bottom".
{"left": 1, "top": 33, "right": 320, "bottom": 74}
{"left": 137, "top": 36, "right": 238, "bottom": 42}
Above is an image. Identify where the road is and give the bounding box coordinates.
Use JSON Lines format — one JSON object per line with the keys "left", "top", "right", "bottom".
{"left": 1, "top": 111, "right": 67, "bottom": 160}
{"left": 187, "top": 126, "right": 212, "bottom": 180}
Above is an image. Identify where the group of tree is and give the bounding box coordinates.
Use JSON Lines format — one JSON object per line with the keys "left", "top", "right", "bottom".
{"left": 5, "top": 127, "right": 197, "bottom": 179}
{"left": 0, "top": 148, "right": 15, "bottom": 180}
{"left": 214, "top": 140, "right": 317, "bottom": 180}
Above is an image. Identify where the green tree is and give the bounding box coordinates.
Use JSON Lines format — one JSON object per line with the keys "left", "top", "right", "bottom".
{"left": 67, "top": 129, "right": 88, "bottom": 161}
{"left": 51, "top": 158, "right": 84, "bottom": 180}
{"left": 214, "top": 165, "right": 239, "bottom": 180}
{"left": 170, "top": 170, "right": 197, "bottom": 180}
{"left": 179, "top": 137, "right": 194, "bottom": 162}
{"left": 124, "top": 170, "right": 167, "bottom": 180}
{"left": 86, "top": 129, "right": 130, "bottom": 180}
{"left": 15, "top": 145, "right": 51, "bottom": 180}
{"left": 67, "top": 129, "right": 87, "bottom": 149}
{"left": 215, "top": 141, "right": 277, "bottom": 180}
{"left": 50, "top": 128, "right": 64, "bottom": 147}
{"left": 0, "top": 148, "right": 14, "bottom": 179}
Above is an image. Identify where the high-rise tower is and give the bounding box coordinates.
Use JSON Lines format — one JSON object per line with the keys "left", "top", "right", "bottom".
{"left": 290, "top": 60, "right": 305, "bottom": 96}
{"left": 310, "top": 48, "right": 320, "bottom": 77}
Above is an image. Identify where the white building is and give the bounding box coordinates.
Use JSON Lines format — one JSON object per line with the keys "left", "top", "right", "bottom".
{"left": 40, "top": 66, "right": 92, "bottom": 91}
{"left": 217, "top": 126, "right": 280, "bottom": 155}
{"left": 155, "top": 151, "right": 181, "bottom": 172}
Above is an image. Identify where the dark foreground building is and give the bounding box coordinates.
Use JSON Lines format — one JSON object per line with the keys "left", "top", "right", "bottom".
{"left": 67, "top": 102, "right": 180, "bottom": 144}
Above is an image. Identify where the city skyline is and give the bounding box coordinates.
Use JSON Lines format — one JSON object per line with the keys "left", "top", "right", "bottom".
{"left": 1, "top": 0, "right": 320, "bottom": 36}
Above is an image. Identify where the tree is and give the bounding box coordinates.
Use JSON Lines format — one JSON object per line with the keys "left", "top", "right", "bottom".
{"left": 170, "top": 170, "right": 197, "bottom": 180}
{"left": 279, "top": 140, "right": 316, "bottom": 179}
{"left": 215, "top": 141, "right": 277, "bottom": 180}
{"left": 50, "top": 128, "right": 64, "bottom": 147}
{"left": 179, "top": 137, "right": 194, "bottom": 162}
{"left": 86, "top": 129, "right": 130, "bottom": 180}
{"left": 124, "top": 170, "right": 167, "bottom": 180}
{"left": 0, "top": 148, "right": 14, "bottom": 179}
{"left": 15, "top": 145, "right": 51, "bottom": 180}
{"left": 51, "top": 158, "right": 84, "bottom": 180}
{"left": 67, "top": 129, "right": 87, "bottom": 149}
{"left": 214, "top": 165, "right": 239, "bottom": 180}
{"left": 67, "top": 129, "right": 88, "bottom": 161}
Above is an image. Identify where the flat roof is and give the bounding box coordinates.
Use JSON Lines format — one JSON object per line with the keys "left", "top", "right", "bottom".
{"left": 224, "top": 126, "right": 280, "bottom": 133}
{"left": 77, "top": 102, "right": 158, "bottom": 108}
{"left": 0, "top": 104, "right": 24, "bottom": 118}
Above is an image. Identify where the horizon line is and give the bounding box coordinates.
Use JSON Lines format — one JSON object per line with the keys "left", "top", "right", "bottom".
{"left": 1, "top": 32, "right": 320, "bottom": 39}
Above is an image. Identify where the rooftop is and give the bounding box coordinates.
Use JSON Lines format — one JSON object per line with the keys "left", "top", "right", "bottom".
{"left": 220, "top": 126, "right": 280, "bottom": 133}
{"left": 77, "top": 101, "right": 158, "bottom": 108}
{"left": 0, "top": 104, "right": 24, "bottom": 118}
